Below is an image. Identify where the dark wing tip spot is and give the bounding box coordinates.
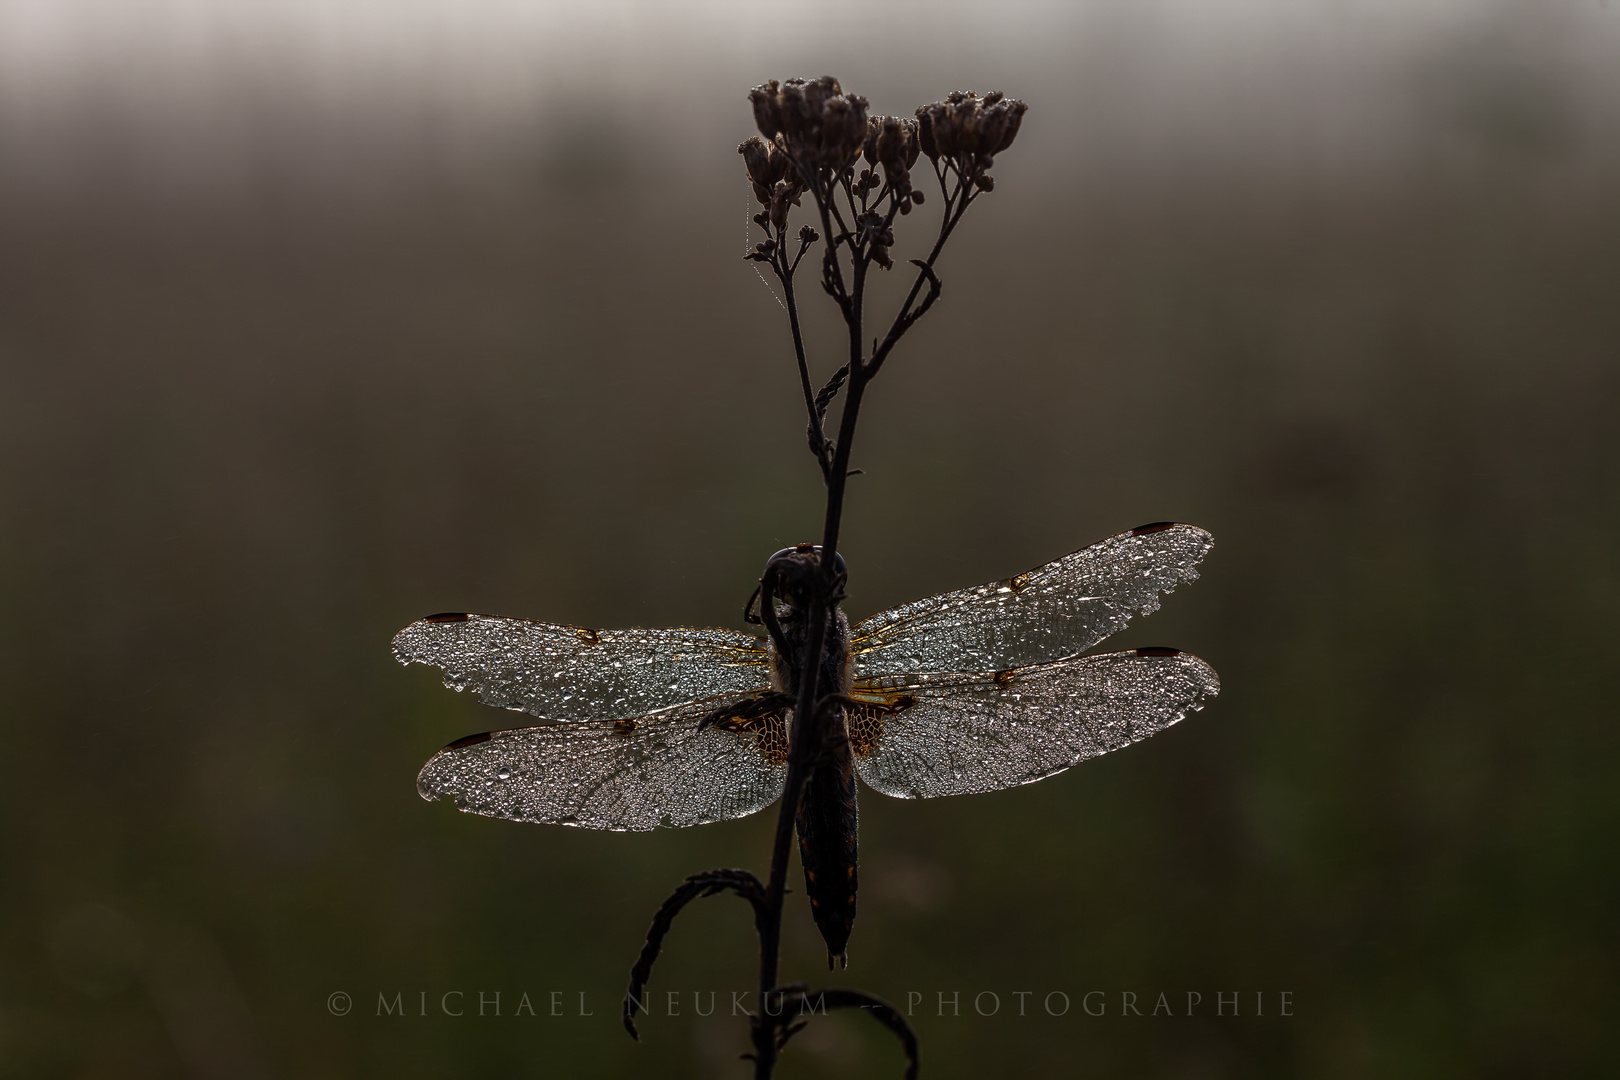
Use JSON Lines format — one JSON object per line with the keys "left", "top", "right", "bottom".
{"left": 1131, "top": 521, "right": 1181, "bottom": 535}
{"left": 424, "top": 612, "right": 471, "bottom": 623}
{"left": 445, "top": 731, "right": 494, "bottom": 750}
{"left": 1135, "top": 646, "right": 1183, "bottom": 657}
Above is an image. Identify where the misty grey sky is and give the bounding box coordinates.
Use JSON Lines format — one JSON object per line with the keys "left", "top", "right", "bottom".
{"left": 2, "top": 0, "right": 1615, "bottom": 189}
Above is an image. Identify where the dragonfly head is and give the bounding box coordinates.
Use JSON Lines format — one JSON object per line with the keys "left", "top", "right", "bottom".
{"left": 759, "top": 544, "right": 846, "bottom": 613}
{"left": 765, "top": 544, "right": 846, "bottom": 575}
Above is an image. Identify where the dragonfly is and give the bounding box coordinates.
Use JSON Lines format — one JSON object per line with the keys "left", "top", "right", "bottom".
{"left": 396, "top": 522, "right": 1219, "bottom": 967}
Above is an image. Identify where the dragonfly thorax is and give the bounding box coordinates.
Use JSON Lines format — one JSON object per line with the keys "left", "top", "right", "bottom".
{"left": 757, "top": 546, "right": 853, "bottom": 702}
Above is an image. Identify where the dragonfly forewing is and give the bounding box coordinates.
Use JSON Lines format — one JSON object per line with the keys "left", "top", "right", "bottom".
{"left": 393, "top": 614, "right": 770, "bottom": 722}
{"left": 850, "top": 523, "right": 1213, "bottom": 677}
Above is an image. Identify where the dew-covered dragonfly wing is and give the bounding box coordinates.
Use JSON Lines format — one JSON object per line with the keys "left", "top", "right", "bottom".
{"left": 392, "top": 614, "right": 770, "bottom": 722}
{"left": 415, "top": 692, "right": 789, "bottom": 831}
{"left": 851, "top": 522, "right": 1212, "bottom": 678}
{"left": 402, "top": 523, "right": 1217, "bottom": 834}
{"left": 848, "top": 647, "right": 1219, "bottom": 799}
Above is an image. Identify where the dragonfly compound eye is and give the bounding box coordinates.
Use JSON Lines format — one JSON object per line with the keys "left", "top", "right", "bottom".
{"left": 764, "top": 545, "right": 847, "bottom": 575}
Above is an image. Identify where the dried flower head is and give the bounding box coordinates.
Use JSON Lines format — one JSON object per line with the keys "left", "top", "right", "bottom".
{"left": 750, "top": 77, "right": 870, "bottom": 172}
{"left": 856, "top": 209, "right": 897, "bottom": 269}
{"left": 862, "top": 116, "right": 921, "bottom": 201}
{"left": 768, "top": 179, "right": 801, "bottom": 230}
{"left": 738, "top": 136, "right": 784, "bottom": 203}
{"left": 915, "top": 91, "right": 1027, "bottom": 188}
{"left": 740, "top": 134, "right": 807, "bottom": 230}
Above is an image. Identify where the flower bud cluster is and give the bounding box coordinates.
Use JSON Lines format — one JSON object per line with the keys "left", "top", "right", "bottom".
{"left": 738, "top": 136, "right": 805, "bottom": 229}
{"left": 856, "top": 210, "right": 897, "bottom": 270}
{"left": 862, "top": 116, "right": 922, "bottom": 207}
{"left": 740, "top": 78, "right": 1025, "bottom": 274}
{"left": 916, "top": 91, "right": 1027, "bottom": 190}
{"left": 739, "top": 137, "right": 788, "bottom": 204}
{"left": 749, "top": 77, "right": 871, "bottom": 172}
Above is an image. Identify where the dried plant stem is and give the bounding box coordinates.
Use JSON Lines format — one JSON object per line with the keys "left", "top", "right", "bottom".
{"left": 628, "top": 80, "right": 1025, "bottom": 1079}
{"left": 750, "top": 158, "right": 975, "bottom": 1080}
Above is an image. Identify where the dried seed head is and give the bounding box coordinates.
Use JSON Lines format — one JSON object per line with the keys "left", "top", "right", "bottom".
{"left": 739, "top": 135, "right": 799, "bottom": 206}
{"left": 856, "top": 210, "right": 896, "bottom": 269}
{"left": 750, "top": 81, "right": 784, "bottom": 142}
{"left": 914, "top": 91, "right": 1027, "bottom": 187}
{"left": 741, "top": 134, "right": 807, "bottom": 231}
{"left": 738, "top": 136, "right": 775, "bottom": 203}
{"left": 749, "top": 77, "right": 870, "bottom": 172}
{"left": 860, "top": 115, "right": 920, "bottom": 200}
{"left": 768, "top": 178, "right": 801, "bottom": 230}
{"left": 915, "top": 105, "right": 937, "bottom": 160}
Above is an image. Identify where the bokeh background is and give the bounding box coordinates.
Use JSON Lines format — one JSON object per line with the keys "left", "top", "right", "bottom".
{"left": 2, "top": 1, "right": 1617, "bottom": 1076}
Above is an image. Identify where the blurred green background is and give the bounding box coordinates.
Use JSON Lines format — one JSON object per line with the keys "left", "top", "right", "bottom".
{"left": 2, "top": 1, "right": 1617, "bottom": 1076}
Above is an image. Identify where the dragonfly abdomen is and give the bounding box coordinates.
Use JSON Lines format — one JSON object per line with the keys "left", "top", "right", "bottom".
{"left": 796, "top": 727, "right": 859, "bottom": 969}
